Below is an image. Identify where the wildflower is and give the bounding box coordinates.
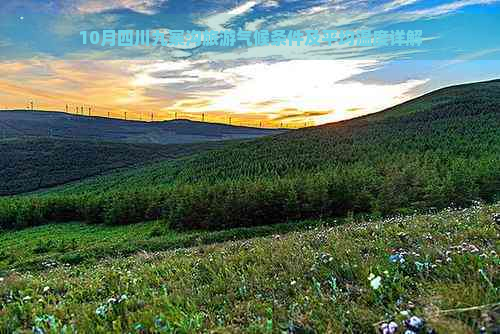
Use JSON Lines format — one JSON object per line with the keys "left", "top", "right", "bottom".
{"left": 33, "top": 327, "right": 44, "bottom": 334}
{"left": 43, "top": 286, "right": 50, "bottom": 293}
{"left": 379, "top": 321, "right": 398, "bottom": 334}
{"left": 95, "top": 305, "right": 108, "bottom": 317}
{"left": 405, "top": 316, "right": 424, "bottom": 332}
{"left": 415, "top": 261, "right": 432, "bottom": 272}
{"left": 34, "top": 315, "right": 57, "bottom": 328}
{"left": 389, "top": 253, "right": 405, "bottom": 264}
{"left": 290, "top": 280, "right": 297, "bottom": 286}
{"left": 369, "top": 275, "right": 382, "bottom": 290}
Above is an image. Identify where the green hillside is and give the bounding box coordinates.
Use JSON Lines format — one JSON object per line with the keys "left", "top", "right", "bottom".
{"left": 0, "top": 79, "right": 499, "bottom": 230}
{"left": 0, "top": 138, "right": 227, "bottom": 196}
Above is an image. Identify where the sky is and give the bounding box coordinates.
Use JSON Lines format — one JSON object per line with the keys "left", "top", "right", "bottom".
{"left": 0, "top": 0, "right": 499, "bottom": 127}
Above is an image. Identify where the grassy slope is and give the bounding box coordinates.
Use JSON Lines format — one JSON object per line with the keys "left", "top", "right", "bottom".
{"left": 0, "top": 138, "right": 228, "bottom": 196}
{"left": 0, "top": 219, "right": 322, "bottom": 272}
{"left": 0, "top": 203, "right": 498, "bottom": 333}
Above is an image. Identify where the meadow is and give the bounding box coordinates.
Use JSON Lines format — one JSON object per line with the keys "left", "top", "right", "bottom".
{"left": 0, "top": 203, "right": 498, "bottom": 333}
{"left": 0, "top": 218, "right": 323, "bottom": 272}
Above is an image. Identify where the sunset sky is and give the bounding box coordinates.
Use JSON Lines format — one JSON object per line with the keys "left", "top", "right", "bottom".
{"left": 0, "top": 0, "right": 499, "bottom": 127}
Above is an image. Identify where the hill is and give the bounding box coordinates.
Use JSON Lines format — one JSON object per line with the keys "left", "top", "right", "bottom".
{"left": 0, "top": 138, "right": 227, "bottom": 196}
{"left": 0, "top": 79, "right": 499, "bottom": 230}
{"left": 0, "top": 110, "right": 286, "bottom": 144}
{"left": 0, "top": 203, "right": 498, "bottom": 332}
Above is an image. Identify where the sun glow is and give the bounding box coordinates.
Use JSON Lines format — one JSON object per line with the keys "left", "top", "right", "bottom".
{"left": 0, "top": 60, "right": 427, "bottom": 127}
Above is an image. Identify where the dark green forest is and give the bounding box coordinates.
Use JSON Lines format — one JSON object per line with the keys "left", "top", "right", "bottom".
{"left": 1, "top": 80, "right": 499, "bottom": 230}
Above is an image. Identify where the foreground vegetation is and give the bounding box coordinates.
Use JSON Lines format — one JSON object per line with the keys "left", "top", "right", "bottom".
{"left": 0, "top": 80, "right": 498, "bottom": 230}
{"left": 0, "top": 203, "right": 498, "bottom": 333}
{"left": 0, "top": 219, "right": 322, "bottom": 272}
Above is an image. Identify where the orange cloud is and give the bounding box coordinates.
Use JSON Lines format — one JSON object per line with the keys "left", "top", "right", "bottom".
{"left": 0, "top": 60, "right": 427, "bottom": 127}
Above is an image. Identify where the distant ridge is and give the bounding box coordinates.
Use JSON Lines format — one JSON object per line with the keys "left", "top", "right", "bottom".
{"left": 0, "top": 110, "right": 287, "bottom": 144}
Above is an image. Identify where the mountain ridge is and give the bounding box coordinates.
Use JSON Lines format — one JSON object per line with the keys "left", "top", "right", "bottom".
{"left": 0, "top": 110, "right": 286, "bottom": 144}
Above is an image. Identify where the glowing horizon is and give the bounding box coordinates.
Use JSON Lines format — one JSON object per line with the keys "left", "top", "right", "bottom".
{"left": 0, "top": 59, "right": 432, "bottom": 128}
{"left": 1, "top": 1, "right": 500, "bottom": 127}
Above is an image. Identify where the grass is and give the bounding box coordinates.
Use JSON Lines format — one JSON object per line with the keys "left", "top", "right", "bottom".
{"left": 0, "top": 218, "right": 328, "bottom": 272}
{"left": 0, "top": 203, "right": 498, "bottom": 333}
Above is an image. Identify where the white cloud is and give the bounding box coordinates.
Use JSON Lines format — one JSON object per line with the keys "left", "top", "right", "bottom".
{"left": 381, "top": 0, "right": 421, "bottom": 12}
{"left": 439, "top": 48, "right": 500, "bottom": 68}
{"left": 199, "top": 1, "right": 261, "bottom": 31}
{"left": 244, "top": 18, "right": 266, "bottom": 31}
{"left": 76, "top": 0, "right": 167, "bottom": 15}
{"left": 162, "top": 60, "right": 428, "bottom": 123}
{"left": 403, "top": 0, "right": 499, "bottom": 18}
{"left": 261, "top": 0, "right": 280, "bottom": 8}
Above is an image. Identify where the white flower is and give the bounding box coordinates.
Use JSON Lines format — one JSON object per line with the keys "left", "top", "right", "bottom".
{"left": 380, "top": 321, "right": 399, "bottom": 334}
{"left": 96, "top": 305, "right": 108, "bottom": 316}
{"left": 43, "top": 286, "right": 50, "bottom": 293}
{"left": 290, "top": 280, "right": 297, "bottom": 286}
{"left": 369, "top": 276, "right": 382, "bottom": 290}
{"left": 407, "top": 316, "right": 424, "bottom": 328}
{"left": 388, "top": 321, "right": 398, "bottom": 332}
